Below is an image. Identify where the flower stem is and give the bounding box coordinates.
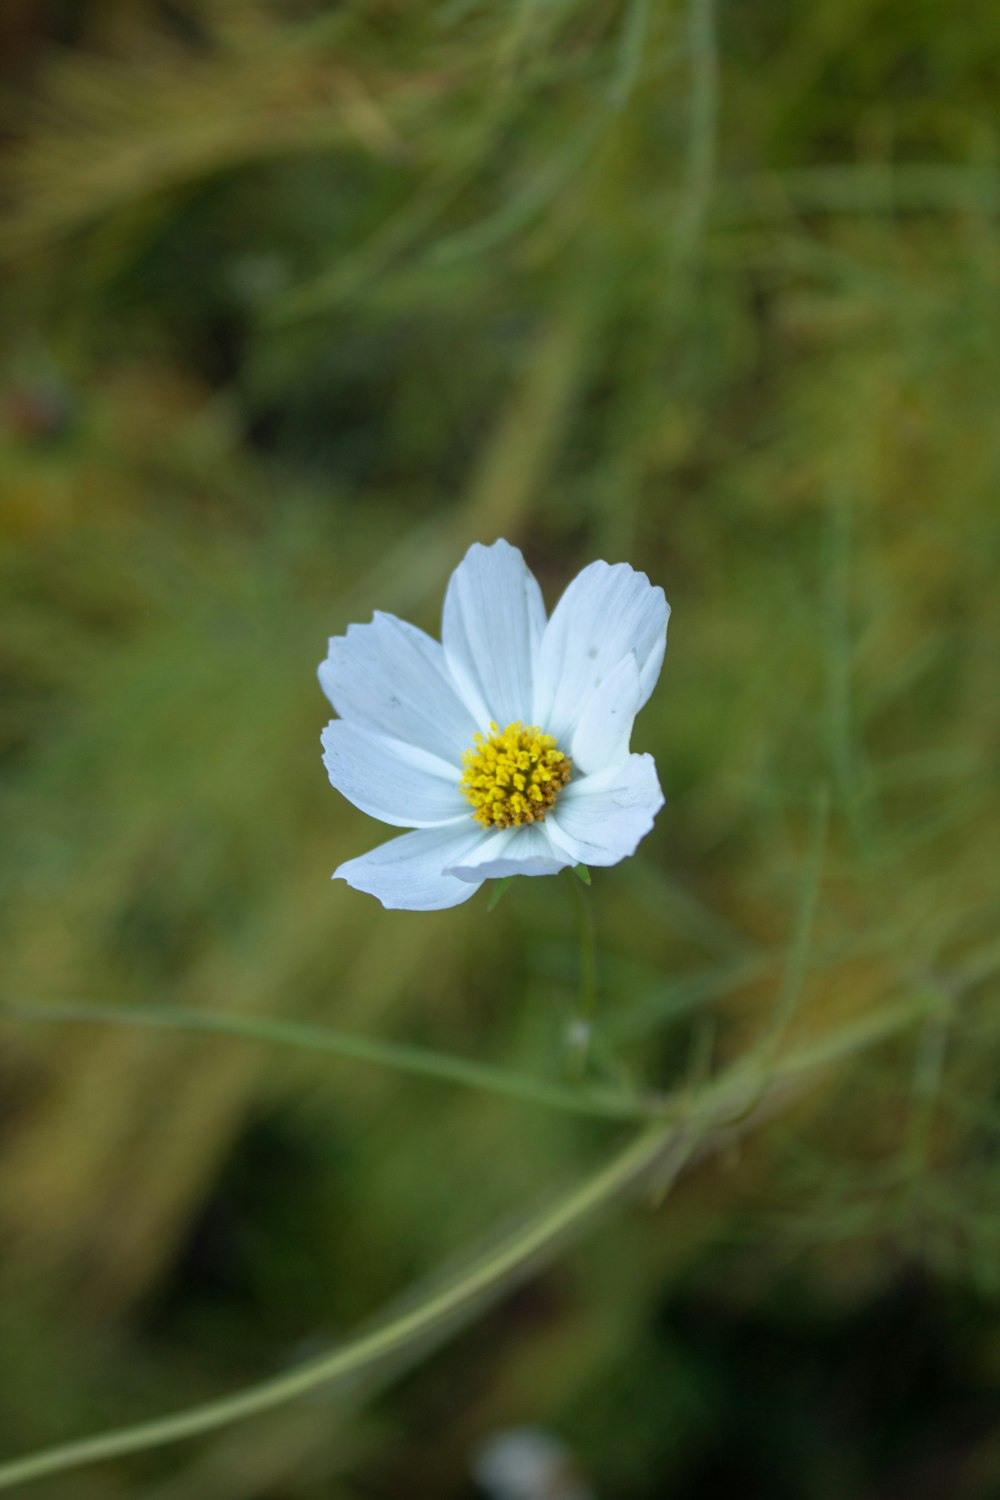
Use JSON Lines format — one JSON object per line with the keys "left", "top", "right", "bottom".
{"left": 563, "top": 867, "right": 598, "bottom": 1075}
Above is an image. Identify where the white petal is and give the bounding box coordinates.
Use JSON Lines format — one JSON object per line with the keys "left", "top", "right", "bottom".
{"left": 442, "top": 540, "right": 547, "bottom": 729}
{"left": 319, "top": 612, "right": 477, "bottom": 766}
{"left": 533, "top": 562, "right": 669, "bottom": 742}
{"left": 321, "top": 721, "right": 465, "bottom": 829}
{"left": 545, "top": 754, "right": 664, "bottom": 867}
{"left": 444, "top": 821, "right": 570, "bottom": 882}
{"left": 334, "top": 821, "right": 489, "bottom": 910}
{"left": 569, "top": 652, "right": 642, "bottom": 775}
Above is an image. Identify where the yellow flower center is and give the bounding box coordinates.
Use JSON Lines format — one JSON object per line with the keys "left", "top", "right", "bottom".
{"left": 460, "top": 721, "right": 572, "bottom": 829}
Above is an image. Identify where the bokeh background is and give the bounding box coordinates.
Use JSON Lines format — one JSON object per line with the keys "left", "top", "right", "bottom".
{"left": 2, "top": 2, "right": 999, "bottom": 1496}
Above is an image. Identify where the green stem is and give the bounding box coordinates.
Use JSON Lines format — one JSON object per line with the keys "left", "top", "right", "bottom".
{"left": 0, "top": 1118, "right": 682, "bottom": 1492}
{"left": 754, "top": 783, "right": 830, "bottom": 1061}
{"left": 563, "top": 869, "right": 598, "bottom": 1073}
{"left": 0, "top": 989, "right": 935, "bottom": 1492}
{"left": 670, "top": 0, "right": 718, "bottom": 285}
{"left": 0, "top": 999, "right": 648, "bottom": 1124}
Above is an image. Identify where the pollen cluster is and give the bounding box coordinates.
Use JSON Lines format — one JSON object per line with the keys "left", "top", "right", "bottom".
{"left": 460, "top": 721, "right": 571, "bottom": 829}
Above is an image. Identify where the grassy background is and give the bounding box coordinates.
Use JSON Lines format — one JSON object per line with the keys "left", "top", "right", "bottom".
{"left": 1, "top": 2, "right": 998, "bottom": 1496}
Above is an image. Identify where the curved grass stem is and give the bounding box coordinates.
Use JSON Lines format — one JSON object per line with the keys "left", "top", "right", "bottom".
{"left": 0, "top": 1117, "right": 684, "bottom": 1492}
{"left": 0, "top": 998, "right": 648, "bottom": 1123}
{"left": 0, "top": 989, "right": 935, "bottom": 1491}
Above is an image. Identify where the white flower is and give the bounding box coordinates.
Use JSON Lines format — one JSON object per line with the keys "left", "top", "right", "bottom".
{"left": 318, "top": 539, "right": 669, "bottom": 910}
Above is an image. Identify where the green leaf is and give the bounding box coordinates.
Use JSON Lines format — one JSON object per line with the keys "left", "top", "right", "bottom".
{"left": 573, "top": 864, "right": 592, "bottom": 886}
{"left": 487, "top": 877, "right": 515, "bottom": 910}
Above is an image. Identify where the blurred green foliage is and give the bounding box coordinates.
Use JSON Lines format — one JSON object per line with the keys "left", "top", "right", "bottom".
{"left": 1, "top": 1, "right": 998, "bottom": 1496}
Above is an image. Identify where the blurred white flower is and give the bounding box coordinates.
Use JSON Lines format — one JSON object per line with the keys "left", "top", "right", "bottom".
{"left": 319, "top": 539, "right": 669, "bottom": 911}
{"left": 473, "top": 1427, "right": 594, "bottom": 1500}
